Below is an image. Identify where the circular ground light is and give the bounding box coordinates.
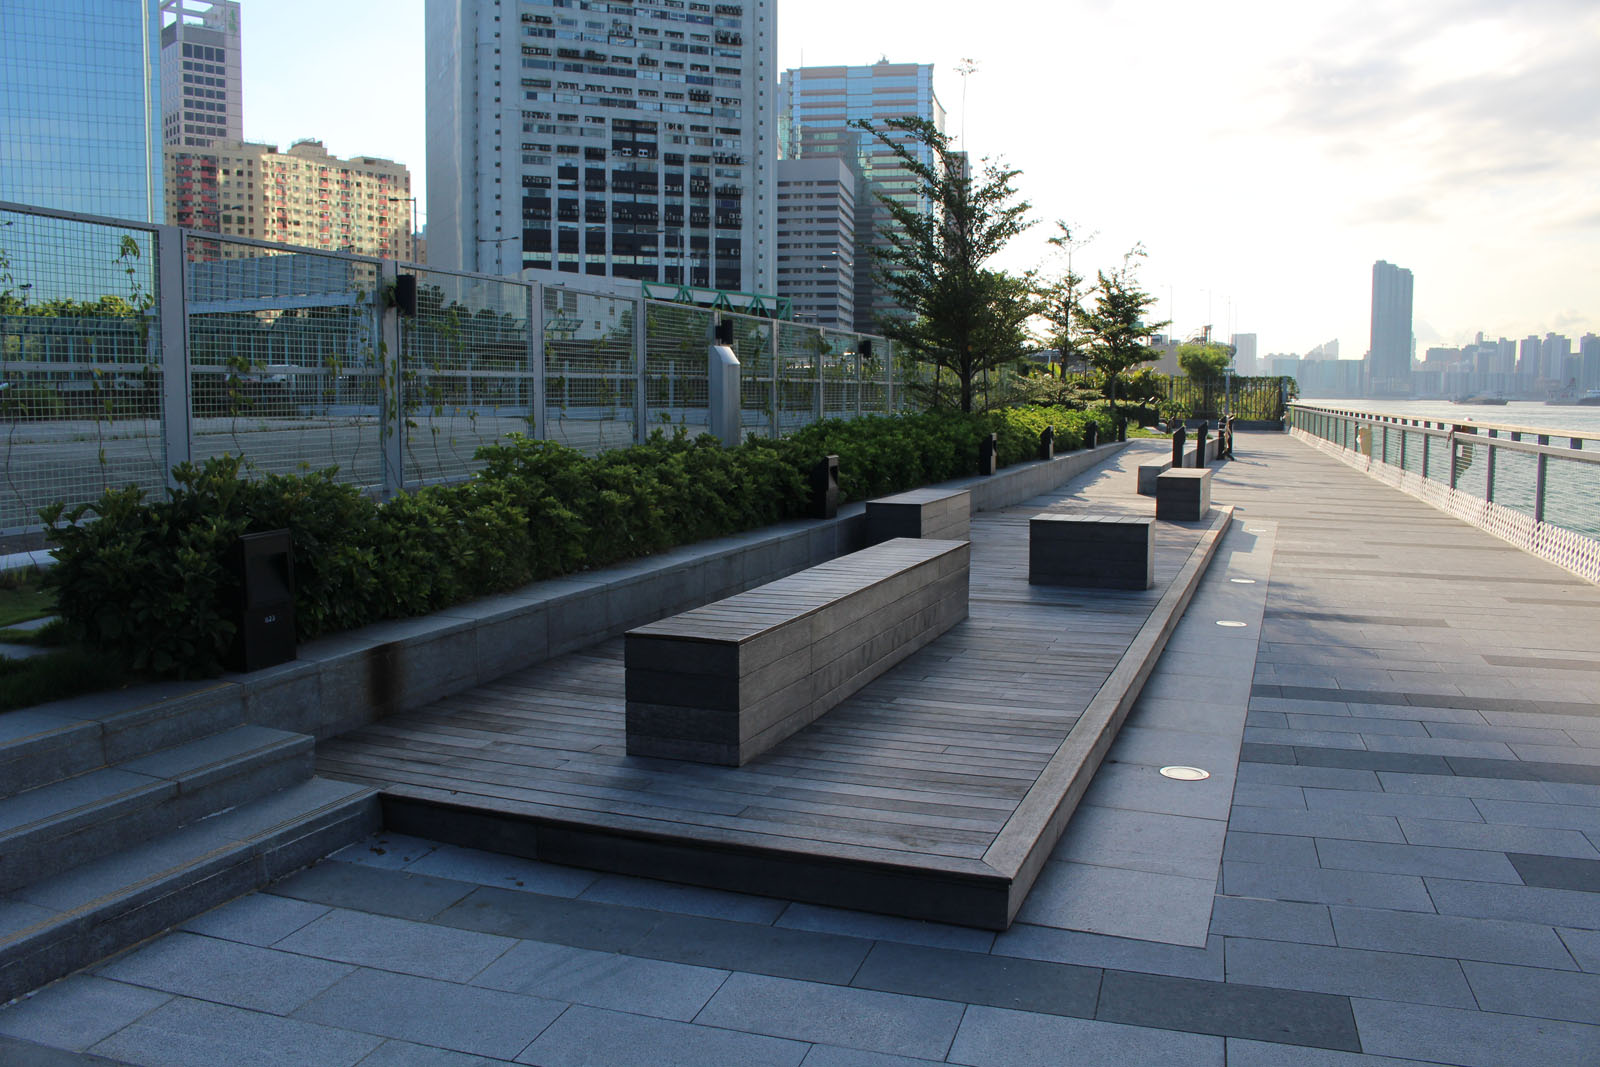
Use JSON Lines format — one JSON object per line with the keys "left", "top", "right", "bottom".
{"left": 1217, "top": 620, "right": 1249, "bottom": 628}
{"left": 1230, "top": 578, "right": 1257, "bottom": 584}
{"left": 1160, "top": 766, "right": 1211, "bottom": 781}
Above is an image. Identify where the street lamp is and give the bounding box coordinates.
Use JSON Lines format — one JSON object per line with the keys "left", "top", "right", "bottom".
{"left": 477, "top": 235, "right": 521, "bottom": 275}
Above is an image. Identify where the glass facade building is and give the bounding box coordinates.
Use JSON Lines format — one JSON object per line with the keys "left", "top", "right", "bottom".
{"left": 779, "top": 62, "right": 945, "bottom": 333}
{"left": 0, "top": 0, "right": 164, "bottom": 223}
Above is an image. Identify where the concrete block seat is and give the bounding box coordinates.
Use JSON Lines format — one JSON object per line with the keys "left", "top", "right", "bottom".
{"left": 1156, "top": 467, "right": 1214, "bottom": 521}
{"left": 624, "top": 537, "right": 970, "bottom": 766}
{"left": 864, "top": 488, "right": 971, "bottom": 544}
{"left": 1028, "top": 514, "right": 1154, "bottom": 590}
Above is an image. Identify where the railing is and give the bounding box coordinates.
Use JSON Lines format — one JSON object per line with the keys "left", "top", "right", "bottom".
{"left": 1289, "top": 403, "right": 1600, "bottom": 584}
{"left": 0, "top": 201, "right": 897, "bottom": 534}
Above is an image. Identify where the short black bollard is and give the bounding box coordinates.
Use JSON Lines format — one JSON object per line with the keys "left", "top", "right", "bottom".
{"left": 1039, "top": 425, "right": 1055, "bottom": 461}
{"left": 979, "top": 432, "right": 999, "bottom": 476}
{"left": 1117, "top": 417, "right": 1127, "bottom": 443}
{"left": 810, "top": 454, "right": 839, "bottom": 519}
{"left": 1195, "top": 423, "right": 1209, "bottom": 467}
{"left": 1085, "top": 422, "right": 1099, "bottom": 449}
{"left": 1172, "top": 425, "right": 1187, "bottom": 468}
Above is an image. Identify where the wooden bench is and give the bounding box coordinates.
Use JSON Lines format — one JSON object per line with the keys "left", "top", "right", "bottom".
{"left": 624, "top": 537, "right": 970, "bottom": 766}
{"left": 865, "top": 488, "right": 970, "bottom": 544}
{"left": 1028, "top": 514, "right": 1153, "bottom": 590}
{"left": 1155, "top": 468, "right": 1213, "bottom": 521}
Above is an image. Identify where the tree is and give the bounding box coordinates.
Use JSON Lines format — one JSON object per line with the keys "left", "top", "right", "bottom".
{"left": 1074, "top": 247, "right": 1168, "bottom": 421}
{"left": 1037, "top": 221, "right": 1094, "bottom": 378}
{"left": 853, "top": 116, "right": 1034, "bottom": 412}
{"left": 1177, "top": 341, "right": 1232, "bottom": 382}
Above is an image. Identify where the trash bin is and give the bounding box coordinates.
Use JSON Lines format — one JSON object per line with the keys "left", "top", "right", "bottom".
{"left": 810, "top": 455, "right": 839, "bottom": 519}
{"left": 979, "top": 432, "right": 998, "bottom": 476}
{"left": 227, "top": 529, "right": 296, "bottom": 672}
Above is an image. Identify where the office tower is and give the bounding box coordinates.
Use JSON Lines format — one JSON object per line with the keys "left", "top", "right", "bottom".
{"left": 1580, "top": 334, "right": 1600, "bottom": 391}
{"left": 1367, "top": 260, "right": 1413, "bottom": 395}
{"left": 427, "top": 0, "right": 776, "bottom": 293}
{"left": 159, "top": 0, "right": 242, "bottom": 148}
{"left": 1229, "top": 333, "right": 1257, "bottom": 375}
{"left": 779, "top": 61, "right": 946, "bottom": 333}
{"left": 1540, "top": 333, "right": 1572, "bottom": 383}
{"left": 774, "top": 157, "right": 855, "bottom": 328}
{"left": 0, "top": 0, "right": 163, "bottom": 222}
{"left": 167, "top": 139, "right": 415, "bottom": 259}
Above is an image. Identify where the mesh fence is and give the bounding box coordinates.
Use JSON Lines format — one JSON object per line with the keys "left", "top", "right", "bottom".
{"left": 402, "top": 271, "right": 535, "bottom": 485}
{"left": 185, "top": 235, "right": 385, "bottom": 490}
{"left": 0, "top": 208, "right": 166, "bottom": 531}
{"left": 644, "top": 301, "right": 711, "bottom": 435}
{"left": 725, "top": 311, "right": 774, "bottom": 437}
{"left": 820, "top": 330, "right": 860, "bottom": 419}
{"left": 777, "top": 321, "right": 822, "bottom": 432}
{"left": 544, "top": 287, "right": 637, "bottom": 455}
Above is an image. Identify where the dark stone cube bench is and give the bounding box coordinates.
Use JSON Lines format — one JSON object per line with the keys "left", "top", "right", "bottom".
{"left": 864, "top": 488, "right": 971, "bottom": 544}
{"left": 1155, "top": 468, "right": 1213, "bottom": 521}
{"left": 624, "top": 537, "right": 970, "bottom": 766}
{"left": 1028, "top": 514, "right": 1154, "bottom": 590}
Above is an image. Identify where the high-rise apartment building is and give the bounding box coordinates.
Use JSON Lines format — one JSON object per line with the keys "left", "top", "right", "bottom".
{"left": 1230, "top": 333, "right": 1257, "bottom": 376}
{"left": 167, "top": 139, "right": 415, "bottom": 259}
{"left": 1540, "top": 333, "right": 1572, "bottom": 383}
{"left": 775, "top": 157, "right": 854, "bottom": 328}
{"left": 159, "top": 0, "right": 242, "bottom": 148}
{"left": 427, "top": 0, "right": 776, "bottom": 293}
{"left": 1367, "top": 260, "right": 1413, "bottom": 396}
{"left": 0, "top": 1, "right": 163, "bottom": 222}
{"left": 779, "top": 61, "right": 945, "bottom": 333}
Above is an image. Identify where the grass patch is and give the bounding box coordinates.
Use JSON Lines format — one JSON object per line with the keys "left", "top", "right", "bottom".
{"left": 0, "top": 569, "right": 55, "bottom": 628}
{"left": 0, "top": 618, "right": 67, "bottom": 646}
{"left": 0, "top": 647, "right": 130, "bottom": 713}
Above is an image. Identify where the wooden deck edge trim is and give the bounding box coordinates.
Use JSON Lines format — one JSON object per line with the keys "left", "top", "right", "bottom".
{"left": 379, "top": 791, "right": 1015, "bottom": 929}
{"left": 981, "top": 506, "right": 1236, "bottom": 924}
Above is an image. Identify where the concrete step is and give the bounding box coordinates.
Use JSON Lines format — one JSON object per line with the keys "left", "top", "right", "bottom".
{"left": 0, "top": 680, "right": 249, "bottom": 801}
{"left": 0, "top": 725, "right": 314, "bottom": 894}
{"left": 0, "top": 776, "right": 380, "bottom": 1002}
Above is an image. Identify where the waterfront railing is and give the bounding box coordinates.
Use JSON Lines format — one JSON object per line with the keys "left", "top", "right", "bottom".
{"left": 0, "top": 202, "right": 897, "bottom": 535}
{"left": 1288, "top": 403, "right": 1600, "bottom": 584}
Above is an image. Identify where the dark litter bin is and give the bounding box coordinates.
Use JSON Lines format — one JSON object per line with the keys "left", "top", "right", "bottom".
{"left": 227, "top": 529, "right": 296, "bottom": 673}
{"left": 1085, "top": 422, "right": 1099, "bottom": 449}
{"left": 979, "top": 432, "right": 998, "bottom": 476}
{"left": 1039, "top": 425, "right": 1055, "bottom": 461}
{"left": 810, "top": 454, "right": 839, "bottom": 519}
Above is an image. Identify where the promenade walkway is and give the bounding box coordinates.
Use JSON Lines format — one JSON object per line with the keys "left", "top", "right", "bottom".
{"left": 3, "top": 432, "right": 1598, "bottom": 1065}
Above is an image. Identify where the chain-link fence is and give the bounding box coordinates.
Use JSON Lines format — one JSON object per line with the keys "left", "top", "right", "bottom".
{"left": 0, "top": 201, "right": 897, "bottom": 536}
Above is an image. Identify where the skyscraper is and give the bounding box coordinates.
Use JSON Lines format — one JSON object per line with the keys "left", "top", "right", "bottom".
{"left": 775, "top": 157, "right": 854, "bottom": 327}
{"left": 1367, "top": 260, "right": 1413, "bottom": 396}
{"left": 159, "top": 0, "right": 243, "bottom": 149}
{"left": 0, "top": 0, "right": 163, "bottom": 222}
{"left": 427, "top": 0, "right": 776, "bottom": 293}
{"left": 779, "top": 61, "right": 946, "bottom": 333}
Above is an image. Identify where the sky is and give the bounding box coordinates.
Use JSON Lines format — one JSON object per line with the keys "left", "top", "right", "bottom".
{"left": 241, "top": 0, "right": 1599, "bottom": 359}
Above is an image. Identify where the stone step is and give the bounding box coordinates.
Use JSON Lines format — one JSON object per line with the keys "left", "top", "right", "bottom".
{"left": 0, "top": 725, "right": 314, "bottom": 894}
{"left": 0, "top": 776, "right": 379, "bottom": 1003}
{"left": 0, "top": 680, "right": 248, "bottom": 801}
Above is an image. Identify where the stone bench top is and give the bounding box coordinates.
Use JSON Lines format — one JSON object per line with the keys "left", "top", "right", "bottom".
{"left": 868, "top": 488, "right": 970, "bottom": 507}
{"left": 1032, "top": 512, "right": 1153, "bottom": 526}
{"left": 1158, "top": 467, "right": 1214, "bottom": 481}
{"left": 629, "top": 537, "right": 967, "bottom": 645}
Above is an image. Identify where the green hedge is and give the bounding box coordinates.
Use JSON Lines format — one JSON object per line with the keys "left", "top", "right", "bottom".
{"left": 43, "top": 406, "right": 1115, "bottom": 678}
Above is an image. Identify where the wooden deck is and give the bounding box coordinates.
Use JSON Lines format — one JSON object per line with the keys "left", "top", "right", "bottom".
{"left": 317, "top": 448, "right": 1232, "bottom": 928}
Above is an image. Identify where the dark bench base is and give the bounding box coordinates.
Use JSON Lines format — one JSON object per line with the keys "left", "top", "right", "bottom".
{"left": 1156, "top": 468, "right": 1213, "bottom": 521}
{"left": 625, "top": 538, "right": 970, "bottom": 766}
{"left": 865, "top": 488, "right": 971, "bottom": 544}
{"left": 1028, "top": 514, "right": 1153, "bottom": 590}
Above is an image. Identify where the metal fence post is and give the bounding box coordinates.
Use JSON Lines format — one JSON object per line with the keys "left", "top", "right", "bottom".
{"left": 769, "top": 322, "right": 779, "bottom": 439}
{"left": 530, "top": 281, "right": 547, "bottom": 441}
{"left": 1448, "top": 431, "right": 1459, "bottom": 490}
{"left": 156, "top": 224, "right": 191, "bottom": 483}
{"left": 1485, "top": 441, "right": 1496, "bottom": 502}
{"left": 634, "top": 296, "right": 648, "bottom": 444}
{"left": 378, "top": 258, "right": 403, "bottom": 497}
{"left": 1535, "top": 435, "right": 1549, "bottom": 522}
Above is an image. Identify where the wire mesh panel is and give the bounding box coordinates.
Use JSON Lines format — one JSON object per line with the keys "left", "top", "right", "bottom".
{"left": 185, "top": 235, "right": 385, "bottom": 490}
{"left": 644, "top": 301, "right": 711, "bottom": 435}
{"left": 725, "top": 312, "right": 774, "bottom": 438}
{"left": 401, "top": 271, "right": 534, "bottom": 486}
{"left": 0, "top": 207, "right": 166, "bottom": 532}
{"left": 777, "top": 321, "right": 823, "bottom": 433}
{"left": 860, "top": 337, "right": 892, "bottom": 415}
{"left": 820, "top": 330, "right": 859, "bottom": 418}
{"left": 544, "top": 287, "right": 637, "bottom": 454}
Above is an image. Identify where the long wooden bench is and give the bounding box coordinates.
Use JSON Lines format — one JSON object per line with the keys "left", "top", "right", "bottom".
{"left": 865, "top": 488, "right": 970, "bottom": 544}
{"left": 624, "top": 537, "right": 970, "bottom": 766}
{"left": 1028, "top": 514, "right": 1153, "bottom": 590}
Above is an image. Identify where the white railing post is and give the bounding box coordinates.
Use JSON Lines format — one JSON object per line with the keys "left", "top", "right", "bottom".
{"left": 156, "top": 224, "right": 191, "bottom": 483}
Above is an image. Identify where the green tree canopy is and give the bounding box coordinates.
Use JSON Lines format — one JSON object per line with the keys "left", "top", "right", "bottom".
{"left": 1074, "top": 248, "right": 1168, "bottom": 419}
{"left": 1177, "top": 341, "right": 1233, "bottom": 382}
{"left": 853, "top": 116, "right": 1035, "bottom": 412}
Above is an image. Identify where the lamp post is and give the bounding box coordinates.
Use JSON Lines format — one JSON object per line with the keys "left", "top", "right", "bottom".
{"left": 477, "top": 235, "right": 521, "bottom": 275}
